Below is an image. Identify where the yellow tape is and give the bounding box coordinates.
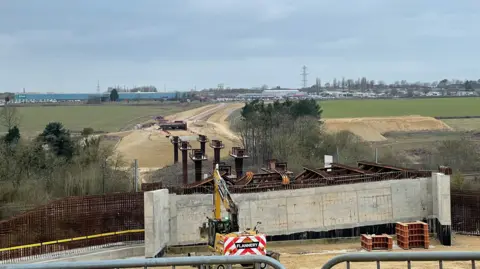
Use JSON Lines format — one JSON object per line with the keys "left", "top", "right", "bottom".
{"left": 0, "top": 229, "right": 144, "bottom": 252}
{"left": 4, "top": 243, "right": 41, "bottom": 251}
{"left": 128, "top": 229, "right": 145, "bottom": 233}
{"left": 86, "top": 234, "right": 103, "bottom": 239}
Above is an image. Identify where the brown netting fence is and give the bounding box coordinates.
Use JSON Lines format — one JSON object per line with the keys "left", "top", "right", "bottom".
{"left": 0, "top": 192, "right": 144, "bottom": 260}
{"left": 451, "top": 190, "right": 480, "bottom": 235}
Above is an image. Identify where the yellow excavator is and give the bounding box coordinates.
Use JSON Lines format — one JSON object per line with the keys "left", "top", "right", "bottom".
{"left": 197, "top": 164, "right": 280, "bottom": 268}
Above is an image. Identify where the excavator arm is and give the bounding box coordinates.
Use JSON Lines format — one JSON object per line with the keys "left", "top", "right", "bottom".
{"left": 199, "top": 164, "right": 240, "bottom": 240}
{"left": 212, "top": 164, "right": 239, "bottom": 232}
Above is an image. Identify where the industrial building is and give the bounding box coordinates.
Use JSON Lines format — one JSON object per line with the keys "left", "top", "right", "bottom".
{"left": 262, "top": 89, "right": 300, "bottom": 97}
{"left": 13, "top": 92, "right": 178, "bottom": 103}
{"left": 236, "top": 89, "right": 307, "bottom": 100}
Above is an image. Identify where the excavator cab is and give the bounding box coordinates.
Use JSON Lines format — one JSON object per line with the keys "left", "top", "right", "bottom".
{"left": 202, "top": 217, "right": 236, "bottom": 248}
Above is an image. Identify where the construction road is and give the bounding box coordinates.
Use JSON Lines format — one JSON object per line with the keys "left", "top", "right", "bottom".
{"left": 113, "top": 103, "right": 244, "bottom": 171}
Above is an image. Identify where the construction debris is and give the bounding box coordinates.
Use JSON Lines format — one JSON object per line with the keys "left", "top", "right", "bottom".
{"left": 159, "top": 120, "right": 187, "bottom": 130}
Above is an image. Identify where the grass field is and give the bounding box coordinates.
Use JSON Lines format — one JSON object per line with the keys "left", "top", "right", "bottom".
{"left": 4, "top": 103, "right": 204, "bottom": 134}
{"left": 320, "top": 97, "right": 480, "bottom": 118}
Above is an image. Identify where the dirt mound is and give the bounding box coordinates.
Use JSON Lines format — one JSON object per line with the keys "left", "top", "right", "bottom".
{"left": 325, "top": 116, "right": 453, "bottom": 141}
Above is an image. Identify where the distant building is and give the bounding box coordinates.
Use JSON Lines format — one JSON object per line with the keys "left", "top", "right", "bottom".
{"left": 13, "top": 92, "right": 178, "bottom": 103}
{"left": 235, "top": 89, "right": 307, "bottom": 100}
{"left": 262, "top": 89, "right": 300, "bottom": 97}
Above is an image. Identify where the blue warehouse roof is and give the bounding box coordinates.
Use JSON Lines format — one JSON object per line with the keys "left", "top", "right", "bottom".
{"left": 14, "top": 92, "right": 178, "bottom": 101}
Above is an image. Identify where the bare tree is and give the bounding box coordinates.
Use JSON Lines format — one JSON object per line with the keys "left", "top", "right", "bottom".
{"left": 0, "top": 104, "right": 21, "bottom": 130}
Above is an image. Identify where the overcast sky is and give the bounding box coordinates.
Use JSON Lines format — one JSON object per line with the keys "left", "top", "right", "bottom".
{"left": 1, "top": 0, "right": 479, "bottom": 92}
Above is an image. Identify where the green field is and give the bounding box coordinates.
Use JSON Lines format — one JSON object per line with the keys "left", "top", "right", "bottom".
{"left": 320, "top": 97, "right": 480, "bottom": 118}
{"left": 3, "top": 103, "right": 204, "bottom": 134}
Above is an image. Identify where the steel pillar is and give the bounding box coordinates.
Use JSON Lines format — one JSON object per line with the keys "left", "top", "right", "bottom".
{"left": 230, "top": 147, "right": 249, "bottom": 178}
{"left": 209, "top": 140, "right": 225, "bottom": 170}
{"left": 179, "top": 141, "right": 191, "bottom": 184}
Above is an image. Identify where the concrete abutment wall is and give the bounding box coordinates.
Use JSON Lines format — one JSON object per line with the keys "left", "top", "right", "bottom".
{"left": 145, "top": 174, "right": 451, "bottom": 257}
{"left": 144, "top": 189, "right": 170, "bottom": 258}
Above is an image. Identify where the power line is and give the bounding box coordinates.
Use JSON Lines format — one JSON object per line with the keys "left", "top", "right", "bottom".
{"left": 301, "top": 65, "right": 308, "bottom": 88}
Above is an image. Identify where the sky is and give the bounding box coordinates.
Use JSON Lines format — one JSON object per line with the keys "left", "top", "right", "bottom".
{"left": 1, "top": 0, "right": 479, "bottom": 92}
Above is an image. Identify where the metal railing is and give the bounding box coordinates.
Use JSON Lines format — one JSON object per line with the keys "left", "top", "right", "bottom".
{"left": 321, "top": 251, "right": 480, "bottom": 269}
{"left": 0, "top": 255, "right": 285, "bottom": 269}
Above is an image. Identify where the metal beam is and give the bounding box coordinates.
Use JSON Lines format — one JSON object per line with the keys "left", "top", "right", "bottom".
{"left": 303, "top": 167, "right": 331, "bottom": 179}
{"left": 357, "top": 160, "right": 411, "bottom": 172}
{"left": 331, "top": 163, "right": 374, "bottom": 174}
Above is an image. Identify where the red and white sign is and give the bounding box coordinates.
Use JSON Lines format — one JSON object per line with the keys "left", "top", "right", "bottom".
{"left": 223, "top": 235, "right": 266, "bottom": 256}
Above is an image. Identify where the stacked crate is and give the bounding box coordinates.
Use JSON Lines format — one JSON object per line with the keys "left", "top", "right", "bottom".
{"left": 396, "top": 221, "right": 429, "bottom": 249}
{"left": 361, "top": 234, "right": 393, "bottom": 251}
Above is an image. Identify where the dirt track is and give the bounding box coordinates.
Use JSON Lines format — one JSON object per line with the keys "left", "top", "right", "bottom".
{"left": 113, "top": 103, "right": 244, "bottom": 168}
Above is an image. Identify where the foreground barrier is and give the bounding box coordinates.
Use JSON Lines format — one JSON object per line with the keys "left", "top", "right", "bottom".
{"left": 3, "top": 251, "right": 480, "bottom": 269}
{"left": 0, "top": 255, "right": 285, "bottom": 269}
{"left": 321, "top": 251, "right": 480, "bottom": 269}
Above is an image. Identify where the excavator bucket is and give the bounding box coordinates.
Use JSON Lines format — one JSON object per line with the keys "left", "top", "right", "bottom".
{"left": 267, "top": 250, "right": 281, "bottom": 261}
{"left": 199, "top": 222, "right": 209, "bottom": 239}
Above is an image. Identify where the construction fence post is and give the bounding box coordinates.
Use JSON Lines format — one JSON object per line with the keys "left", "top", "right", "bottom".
{"left": 133, "top": 159, "right": 139, "bottom": 192}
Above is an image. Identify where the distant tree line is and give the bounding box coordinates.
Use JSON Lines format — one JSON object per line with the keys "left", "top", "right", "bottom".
{"left": 303, "top": 78, "right": 480, "bottom": 92}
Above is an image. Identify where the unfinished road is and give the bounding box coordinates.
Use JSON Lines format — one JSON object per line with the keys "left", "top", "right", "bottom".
{"left": 113, "top": 103, "right": 244, "bottom": 169}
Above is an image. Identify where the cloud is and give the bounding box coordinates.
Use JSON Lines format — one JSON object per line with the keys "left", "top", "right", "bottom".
{"left": 185, "top": 0, "right": 297, "bottom": 21}
{"left": 235, "top": 37, "right": 277, "bottom": 50}
{"left": 0, "top": 0, "right": 480, "bottom": 91}
{"left": 317, "top": 38, "right": 361, "bottom": 50}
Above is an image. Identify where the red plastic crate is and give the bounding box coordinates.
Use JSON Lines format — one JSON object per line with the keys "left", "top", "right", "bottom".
{"left": 396, "top": 221, "right": 429, "bottom": 250}
{"left": 361, "top": 234, "right": 393, "bottom": 251}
